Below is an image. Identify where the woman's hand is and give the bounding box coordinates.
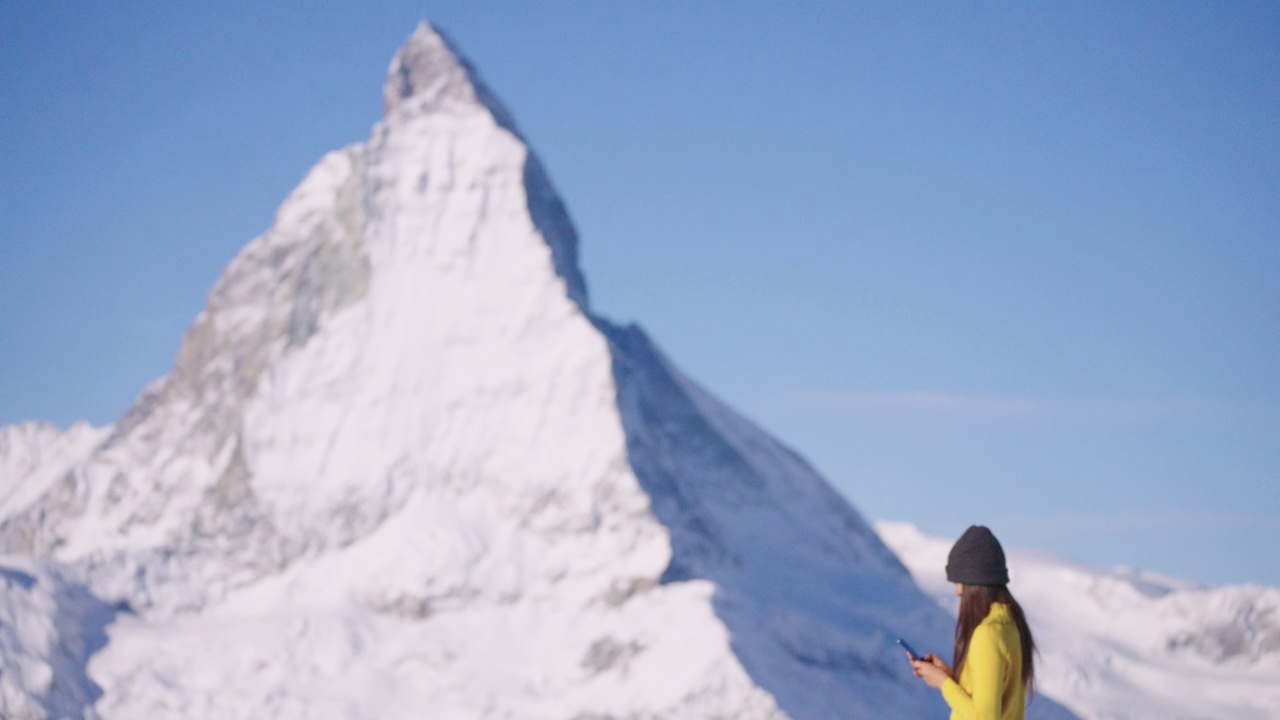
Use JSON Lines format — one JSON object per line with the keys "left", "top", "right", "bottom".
{"left": 911, "top": 654, "right": 953, "bottom": 689}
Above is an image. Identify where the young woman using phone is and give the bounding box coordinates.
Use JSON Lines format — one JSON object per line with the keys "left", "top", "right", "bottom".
{"left": 911, "top": 525, "right": 1036, "bottom": 720}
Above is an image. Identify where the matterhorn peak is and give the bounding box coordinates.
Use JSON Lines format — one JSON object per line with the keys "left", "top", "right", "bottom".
{"left": 378, "top": 22, "right": 583, "bottom": 306}
{"left": 382, "top": 21, "right": 516, "bottom": 131}
{"left": 382, "top": 22, "right": 468, "bottom": 114}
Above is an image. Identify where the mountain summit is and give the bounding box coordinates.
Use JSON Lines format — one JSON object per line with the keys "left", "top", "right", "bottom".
{"left": 382, "top": 22, "right": 586, "bottom": 307}
{"left": 383, "top": 23, "right": 478, "bottom": 114}
{"left": 0, "top": 23, "right": 1073, "bottom": 719}
{"left": 382, "top": 23, "right": 509, "bottom": 124}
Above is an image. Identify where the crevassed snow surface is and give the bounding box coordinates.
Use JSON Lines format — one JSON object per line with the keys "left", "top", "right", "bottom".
{"left": 0, "top": 22, "right": 1081, "bottom": 719}
{"left": 877, "top": 521, "right": 1280, "bottom": 720}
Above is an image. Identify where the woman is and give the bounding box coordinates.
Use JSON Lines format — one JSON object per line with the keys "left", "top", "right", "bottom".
{"left": 912, "top": 525, "right": 1036, "bottom": 720}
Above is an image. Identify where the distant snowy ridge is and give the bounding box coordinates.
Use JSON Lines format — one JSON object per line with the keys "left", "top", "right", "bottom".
{"left": 877, "top": 521, "right": 1280, "bottom": 720}
{"left": 0, "top": 422, "right": 111, "bottom": 524}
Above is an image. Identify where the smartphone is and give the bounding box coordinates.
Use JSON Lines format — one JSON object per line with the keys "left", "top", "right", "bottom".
{"left": 896, "top": 638, "right": 921, "bottom": 661}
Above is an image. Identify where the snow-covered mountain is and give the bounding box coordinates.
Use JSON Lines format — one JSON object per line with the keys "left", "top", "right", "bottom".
{"left": 0, "top": 22, "right": 1085, "bottom": 719}
{"left": 878, "top": 521, "right": 1280, "bottom": 720}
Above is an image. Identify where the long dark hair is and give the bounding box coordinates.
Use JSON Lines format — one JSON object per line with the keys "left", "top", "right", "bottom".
{"left": 953, "top": 584, "right": 1036, "bottom": 693}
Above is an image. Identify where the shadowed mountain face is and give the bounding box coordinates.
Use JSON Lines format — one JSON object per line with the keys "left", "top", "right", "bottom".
{"left": 0, "top": 22, "right": 1077, "bottom": 719}
{"left": 598, "top": 321, "right": 1080, "bottom": 719}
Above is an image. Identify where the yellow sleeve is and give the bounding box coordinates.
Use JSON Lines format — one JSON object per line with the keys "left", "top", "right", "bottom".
{"left": 940, "top": 624, "right": 1006, "bottom": 720}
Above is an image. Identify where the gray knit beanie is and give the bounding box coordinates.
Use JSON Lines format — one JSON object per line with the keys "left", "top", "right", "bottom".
{"left": 946, "top": 525, "right": 1009, "bottom": 586}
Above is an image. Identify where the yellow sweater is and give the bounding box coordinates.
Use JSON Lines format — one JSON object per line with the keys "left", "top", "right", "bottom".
{"left": 940, "top": 602, "right": 1026, "bottom": 720}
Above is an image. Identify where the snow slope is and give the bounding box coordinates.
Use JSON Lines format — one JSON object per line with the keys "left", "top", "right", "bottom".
{"left": 878, "top": 521, "right": 1280, "bottom": 720}
{"left": 0, "top": 22, "right": 1082, "bottom": 719}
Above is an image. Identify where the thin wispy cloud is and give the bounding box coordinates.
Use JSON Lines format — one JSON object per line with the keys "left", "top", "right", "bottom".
{"left": 788, "top": 390, "right": 1039, "bottom": 418}
{"left": 995, "top": 509, "right": 1262, "bottom": 536}
{"left": 786, "top": 390, "right": 1274, "bottom": 423}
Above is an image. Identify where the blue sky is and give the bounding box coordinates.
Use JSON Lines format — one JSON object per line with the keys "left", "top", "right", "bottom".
{"left": 2, "top": 2, "right": 1277, "bottom": 586}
